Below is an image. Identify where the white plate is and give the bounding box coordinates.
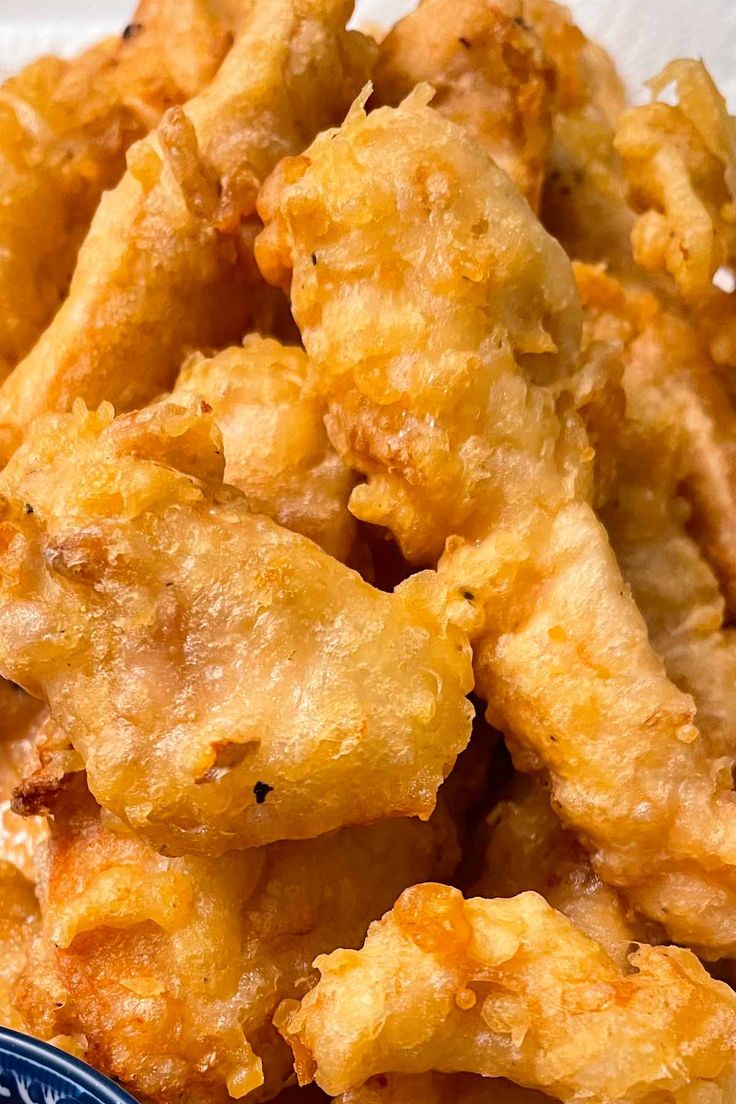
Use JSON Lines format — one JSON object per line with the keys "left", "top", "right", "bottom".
{"left": 1, "top": 0, "right": 735, "bottom": 104}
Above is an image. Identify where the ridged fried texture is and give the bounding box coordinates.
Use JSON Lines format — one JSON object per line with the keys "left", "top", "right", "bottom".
{"left": 0, "top": 400, "right": 473, "bottom": 856}
{"left": 17, "top": 785, "right": 458, "bottom": 1104}
{"left": 577, "top": 263, "right": 736, "bottom": 728}
{"left": 277, "top": 884, "right": 736, "bottom": 1102}
{"left": 256, "top": 91, "right": 736, "bottom": 956}
{"left": 336, "top": 1073, "right": 551, "bottom": 1104}
{"left": 0, "top": 860, "right": 39, "bottom": 1031}
{"left": 0, "top": 682, "right": 48, "bottom": 880}
{"left": 526, "top": 0, "right": 633, "bottom": 271}
{"left": 475, "top": 776, "right": 659, "bottom": 969}
{"left": 373, "top": 0, "right": 554, "bottom": 211}
{"left": 0, "top": 0, "right": 243, "bottom": 379}
{"left": 615, "top": 60, "right": 736, "bottom": 302}
{"left": 173, "top": 336, "right": 356, "bottom": 562}
{"left": 0, "top": 0, "right": 376, "bottom": 466}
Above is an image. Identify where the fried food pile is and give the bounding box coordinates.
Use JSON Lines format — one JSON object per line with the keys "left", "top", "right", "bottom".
{"left": 2, "top": 1, "right": 736, "bottom": 1102}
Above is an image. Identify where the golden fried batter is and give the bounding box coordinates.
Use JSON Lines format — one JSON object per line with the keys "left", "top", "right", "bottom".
{"left": 0, "top": 0, "right": 242, "bottom": 379}
{"left": 0, "top": 860, "right": 39, "bottom": 1031}
{"left": 337, "top": 1073, "right": 550, "bottom": 1104}
{"left": 173, "top": 336, "right": 356, "bottom": 561}
{"left": 0, "top": 0, "right": 376, "bottom": 464}
{"left": 278, "top": 884, "right": 736, "bottom": 1101}
{"left": 615, "top": 60, "right": 736, "bottom": 301}
{"left": 577, "top": 264, "right": 736, "bottom": 754}
{"left": 256, "top": 90, "right": 736, "bottom": 956}
{"left": 0, "top": 682, "right": 48, "bottom": 880}
{"left": 17, "top": 784, "right": 457, "bottom": 1103}
{"left": 525, "top": 0, "right": 633, "bottom": 270}
{"left": 476, "top": 777, "right": 659, "bottom": 968}
{"left": 374, "top": 0, "right": 554, "bottom": 210}
{"left": 0, "top": 399, "right": 472, "bottom": 855}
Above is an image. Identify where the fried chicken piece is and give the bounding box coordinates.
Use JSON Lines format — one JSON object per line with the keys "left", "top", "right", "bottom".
{"left": 0, "top": 399, "right": 472, "bottom": 855}
{"left": 257, "top": 89, "right": 736, "bottom": 956}
{"left": 17, "top": 783, "right": 458, "bottom": 1103}
{"left": 277, "top": 884, "right": 736, "bottom": 1101}
{"left": 576, "top": 264, "right": 736, "bottom": 722}
{"left": 615, "top": 60, "right": 736, "bottom": 301}
{"left": 373, "top": 0, "right": 554, "bottom": 211}
{"left": 475, "top": 776, "right": 659, "bottom": 968}
{"left": 0, "top": 0, "right": 242, "bottom": 379}
{"left": 337, "top": 1073, "right": 550, "bottom": 1104}
{"left": 525, "top": 0, "right": 633, "bottom": 271}
{"left": 0, "top": 860, "right": 39, "bottom": 1031}
{"left": 0, "top": 682, "right": 48, "bottom": 880}
{"left": 0, "top": 0, "right": 376, "bottom": 466}
{"left": 173, "top": 336, "right": 356, "bottom": 562}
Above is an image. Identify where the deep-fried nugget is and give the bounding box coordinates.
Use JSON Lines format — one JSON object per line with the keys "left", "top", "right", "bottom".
{"left": 256, "top": 89, "right": 736, "bottom": 956}
{"left": 0, "top": 0, "right": 376, "bottom": 464}
{"left": 173, "top": 336, "right": 356, "bottom": 562}
{"left": 0, "top": 0, "right": 242, "bottom": 378}
{"left": 576, "top": 264, "right": 736, "bottom": 755}
{"left": 373, "top": 0, "right": 554, "bottom": 210}
{"left": 476, "top": 776, "right": 659, "bottom": 968}
{"left": 0, "top": 860, "right": 38, "bottom": 1031}
{"left": 277, "top": 884, "right": 736, "bottom": 1101}
{"left": 17, "top": 783, "right": 458, "bottom": 1103}
{"left": 336, "top": 1073, "right": 549, "bottom": 1104}
{"left": 615, "top": 60, "right": 736, "bottom": 301}
{"left": 0, "top": 400, "right": 473, "bottom": 855}
{"left": 525, "top": 0, "right": 633, "bottom": 270}
{"left": 0, "top": 683, "right": 48, "bottom": 880}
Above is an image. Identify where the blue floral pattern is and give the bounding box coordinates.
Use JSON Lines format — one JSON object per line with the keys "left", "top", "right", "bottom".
{"left": 0, "top": 1032, "right": 137, "bottom": 1104}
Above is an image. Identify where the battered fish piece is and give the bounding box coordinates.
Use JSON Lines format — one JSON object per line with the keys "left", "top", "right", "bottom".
{"left": 577, "top": 264, "right": 736, "bottom": 752}
{"left": 17, "top": 784, "right": 458, "bottom": 1103}
{"left": 173, "top": 336, "right": 356, "bottom": 561}
{"left": 615, "top": 60, "right": 736, "bottom": 301}
{"left": 0, "top": 0, "right": 376, "bottom": 464}
{"left": 337, "top": 1073, "right": 550, "bottom": 1104}
{"left": 257, "top": 90, "right": 736, "bottom": 956}
{"left": 476, "top": 776, "right": 659, "bottom": 968}
{"left": 374, "top": 0, "right": 554, "bottom": 210}
{"left": 277, "top": 884, "right": 736, "bottom": 1101}
{"left": 0, "top": 400, "right": 473, "bottom": 855}
{"left": 0, "top": 0, "right": 241, "bottom": 378}
{"left": 0, "top": 860, "right": 39, "bottom": 1031}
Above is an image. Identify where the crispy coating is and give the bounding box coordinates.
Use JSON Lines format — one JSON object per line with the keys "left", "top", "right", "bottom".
{"left": 17, "top": 784, "right": 458, "bottom": 1104}
{"left": 0, "top": 0, "right": 241, "bottom": 378}
{"left": 373, "top": 0, "right": 554, "bottom": 210}
{"left": 615, "top": 60, "right": 736, "bottom": 301}
{"left": 526, "top": 0, "right": 633, "bottom": 270}
{"left": 0, "top": 683, "right": 48, "bottom": 880}
{"left": 278, "top": 884, "right": 736, "bottom": 1102}
{"left": 336, "top": 1073, "right": 550, "bottom": 1104}
{"left": 577, "top": 264, "right": 736, "bottom": 756}
{"left": 475, "top": 776, "right": 659, "bottom": 968}
{"left": 256, "top": 90, "right": 736, "bottom": 956}
{"left": 0, "top": 400, "right": 473, "bottom": 855}
{"left": 0, "top": 860, "right": 39, "bottom": 1031}
{"left": 0, "top": 0, "right": 376, "bottom": 464}
{"left": 173, "top": 336, "right": 356, "bottom": 561}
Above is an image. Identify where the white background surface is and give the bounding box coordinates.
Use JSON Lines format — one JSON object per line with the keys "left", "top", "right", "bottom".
{"left": 0, "top": 0, "right": 734, "bottom": 105}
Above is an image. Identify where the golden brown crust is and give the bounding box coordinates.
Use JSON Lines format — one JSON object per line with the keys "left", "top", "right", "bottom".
{"left": 374, "top": 0, "right": 554, "bottom": 210}
{"left": 17, "top": 784, "right": 458, "bottom": 1103}
{"left": 278, "top": 884, "right": 736, "bottom": 1101}
{"left": 0, "top": 0, "right": 376, "bottom": 463}
{"left": 0, "top": 399, "right": 473, "bottom": 854}
{"left": 173, "top": 336, "right": 357, "bottom": 561}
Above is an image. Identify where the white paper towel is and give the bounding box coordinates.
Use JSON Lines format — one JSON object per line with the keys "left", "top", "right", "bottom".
{"left": 1, "top": 0, "right": 734, "bottom": 105}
